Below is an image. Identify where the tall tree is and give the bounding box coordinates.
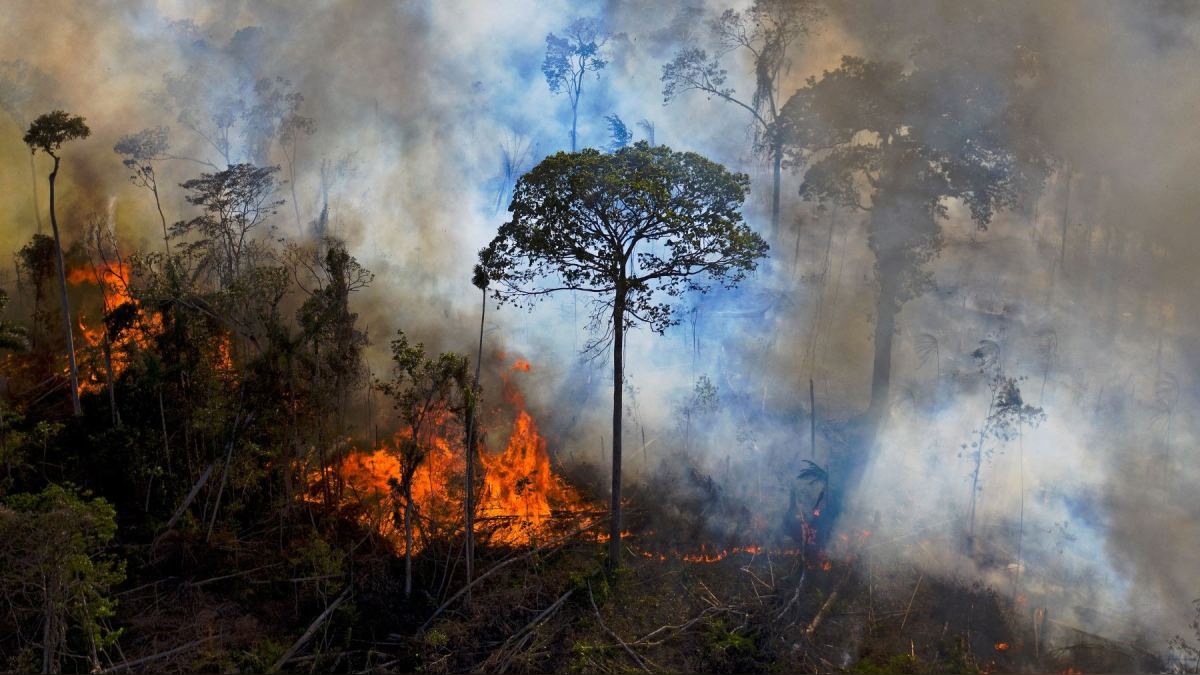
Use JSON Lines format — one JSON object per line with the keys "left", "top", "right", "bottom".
{"left": 173, "top": 164, "right": 284, "bottom": 289}
{"left": 114, "top": 127, "right": 172, "bottom": 253}
{"left": 478, "top": 142, "right": 767, "bottom": 567}
{"left": 543, "top": 17, "right": 611, "bottom": 152}
{"left": 0, "top": 60, "right": 59, "bottom": 235}
{"left": 24, "top": 110, "right": 91, "bottom": 416}
{"left": 778, "top": 55, "right": 1048, "bottom": 429}
{"left": 662, "top": 0, "right": 824, "bottom": 239}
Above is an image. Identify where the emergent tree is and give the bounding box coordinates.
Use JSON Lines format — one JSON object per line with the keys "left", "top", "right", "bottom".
{"left": 662, "top": 0, "right": 824, "bottom": 239}
{"left": 24, "top": 110, "right": 91, "bottom": 416}
{"left": 543, "top": 17, "right": 611, "bottom": 152}
{"left": 778, "top": 55, "right": 1048, "bottom": 430}
{"left": 477, "top": 142, "right": 768, "bottom": 567}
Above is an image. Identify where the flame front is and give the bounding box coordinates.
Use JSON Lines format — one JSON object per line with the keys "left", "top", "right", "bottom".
{"left": 312, "top": 359, "right": 590, "bottom": 554}
{"left": 66, "top": 261, "right": 161, "bottom": 394}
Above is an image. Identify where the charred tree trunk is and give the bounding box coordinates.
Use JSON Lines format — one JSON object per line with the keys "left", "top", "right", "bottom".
{"left": 47, "top": 154, "right": 82, "bottom": 416}
{"left": 463, "top": 285, "right": 486, "bottom": 597}
{"left": 867, "top": 280, "right": 898, "bottom": 427}
{"left": 404, "top": 472, "right": 415, "bottom": 599}
{"left": 607, "top": 282, "right": 626, "bottom": 570}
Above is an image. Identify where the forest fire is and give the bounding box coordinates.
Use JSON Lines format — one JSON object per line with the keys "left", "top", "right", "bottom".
{"left": 66, "top": 261, "right": 160, "bottom": 394}
{"left": 313, "top": 359, "right": 592, "bottom": 554}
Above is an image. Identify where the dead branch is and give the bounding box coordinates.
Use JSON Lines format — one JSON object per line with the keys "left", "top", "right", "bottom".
{"left": 417, "top": 515, "right": 603, "bottom": 633}
{"left": 587, "top": 581, "right": 650, "bottom": 672}
{"left": 102, "top": 636, "right": 216, "bottom": 672}
{"left": 804, "top": 571, "right": 850, "bottom": 637}
{"left": 776, "top": 570, "right": 807, "bottom": 620}
{"left": 151, "top": 463, "right": 215, "bottom": 552}
{"left": 899, "top": 573, "right": 924, "bottom": 633}
{"left": 271, "top": 585, "right": 352, "bottom": 671}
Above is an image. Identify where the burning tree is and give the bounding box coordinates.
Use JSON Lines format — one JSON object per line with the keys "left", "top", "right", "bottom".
{"left": 477, "top": 141, "right": 768, "bottom": 567}
{"left": 24, "top": 110, "right": 91, "bottom": 416}
{"left": 377, "top": 332, "right": 469, "bottom": 598}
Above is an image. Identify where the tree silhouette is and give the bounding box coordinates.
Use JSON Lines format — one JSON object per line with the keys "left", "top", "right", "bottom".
{"left": 173, "top": 163, "right": 284, "bottom": 289}
{"left": 543, "top": 17, "right": 610, "bottom": 152}
{"left": 24, "top": 110, "right": 91, "bottom": 416}
{"left": 778, "top": 54, "right": 1048, "bottom": 429}
{"left": 477, "top": 142, "right": 767, "bottom": 567}
{"left": 662, "top": 0, "right": 824, "bottom": 239}
{"left": 114, "top": 127, "right": 172, "bottom": 253}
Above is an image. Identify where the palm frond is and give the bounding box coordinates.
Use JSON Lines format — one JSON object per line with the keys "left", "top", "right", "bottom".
{"left": 914, "top": 333, "right": 939, "bottom": 369}
{"left": 798, "top": 459, "right": 827, "bottom": 486}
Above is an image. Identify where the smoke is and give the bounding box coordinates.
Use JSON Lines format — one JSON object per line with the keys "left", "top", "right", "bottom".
{"left": 1, "top": 0, "right": 1198, "bottom": 651}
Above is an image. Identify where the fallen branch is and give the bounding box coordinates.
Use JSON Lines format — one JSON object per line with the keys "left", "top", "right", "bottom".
{"left": 588, "top": 581, "right": 650, "bottom": 672}
{"left": 151, "top": 463, "right": 215, "bottom": 552}
{"left": 102, "top": 636, "right": 215, "bottom": 672}
{"left": 899, "top": 573, "right": 924, "bottom": 633}
{"left": 805, "top": 571, "right": 850, "bottom": 637}
{"left": 271, "top": 585, "right": 352, "bottom": 671}
{"left": 634, "top": 605, "right": 734, "bottom": 646}
{"left": 486, "top": 588, "right": 575, "bottom": 672}
{"left": 776, "top": 570, "right": 807, "bottom": 620}
{"left": 417, "top": 515, "right": 603, "bottom": 633}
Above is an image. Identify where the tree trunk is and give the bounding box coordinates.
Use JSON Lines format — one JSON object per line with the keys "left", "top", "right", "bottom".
{"left": 866, "top": 282, "right": 897, "bottom": 427}
{"left": 771, "top": 143, "right": 783, "bottom": 241}
{"left": 30, "top": 152, "right": 43, "bottom": 234}
{"left": 463, "top": 286, "right": 486, "bottom": 598}
{"left": 404, "top": 475, "right": 414, "bottom": 598}
{"left": 47, "top": 155, "right": 82, "bottom": 416}
{"left": 151, "top": 179, "right": 170, "bottom": 255}
{"left": 103, "top": 337, "right": 120, "bottom": 427}
{"left": 571, "top": 96, "right": 579, "bottom": 153}
{"left": 607, "top": 285, "right": 626, "bottom": 569}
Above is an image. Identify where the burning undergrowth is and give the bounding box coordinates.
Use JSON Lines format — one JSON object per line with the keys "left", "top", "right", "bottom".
{"left": 306, "top": 358, "right": 596, "bottom": 555}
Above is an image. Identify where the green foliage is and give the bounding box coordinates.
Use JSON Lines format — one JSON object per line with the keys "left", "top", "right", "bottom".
{"left": 0, "top": 290, "right": 28, "bottom": 351}
{"left": 704, "top": 617, "right": 759, "bottom": 671}
{"left": 23, "top": 109, "right": 90, "bottom": 156}
{"left": 542, "top": 17, "right": 609, "bottom": 95}
{"left": 0, "top": 483, "right": 125, "bottom": 672}
{"left": 850, "top": 652, "right": 928, "bottom": 674}
{"left": 478, "top": 142, "right": 768, "bottom": 341}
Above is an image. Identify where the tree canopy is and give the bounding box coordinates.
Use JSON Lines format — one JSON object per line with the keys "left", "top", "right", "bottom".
{"left": 479, "top": 141, "right": 768, "bottom": 344}
{"left": 23, "top": 109, "right": 89, "bottom": 157}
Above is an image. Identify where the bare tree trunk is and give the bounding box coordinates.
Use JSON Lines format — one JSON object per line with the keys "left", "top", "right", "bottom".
{"left": 607, "top": 285, "right": 626, "bottom": 569}
{"left": 866, "top": 285, "right": 897, "bottom": 427}
{"left": 404, "top": 476, "right": 415, "bottom": 598}
{"left": 103, "top": 337, "right": 120, "bottom": 427}
{"left": 571, "top": 95, "right": 579, "bottom": 153}
{"left": 47, "top": 154, "right": 81, "bottom": 416}
{"left": 151, "top": 178, "right": 170, "bottom": 255}
{"left": 30, "top": 152, "right": 43, "bottom": 234}
{"left": 809, "top": 378, "right": 816, "bottom": 460}
{"left": 463, "top": 286, "right": 486, "bottom": 598}
{"left": 771, "top": 143, "right": 782, "bottom": 241}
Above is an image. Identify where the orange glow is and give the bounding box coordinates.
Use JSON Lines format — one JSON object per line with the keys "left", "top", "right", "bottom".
{"left": 511, "top": 358, "right": 531, "bottom": 372}
{"left": 311, "top": 359, "right": 590, "bottom": 555}
{"left": 67, "top": 261, "right": 161, "bottom": 394}
{"left": 994, "top": 642, "right": 1010, "bottom": 651}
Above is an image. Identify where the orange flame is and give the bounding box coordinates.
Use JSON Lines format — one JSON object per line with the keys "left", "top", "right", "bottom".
{"left": 311, "top": 359, "right": 590, "bottom": 554}
{"left": 66, "top": 261, "right": 161, "bottom": 394}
